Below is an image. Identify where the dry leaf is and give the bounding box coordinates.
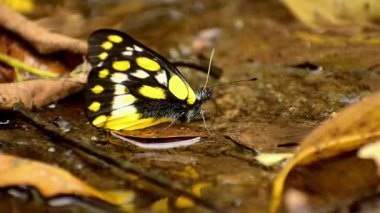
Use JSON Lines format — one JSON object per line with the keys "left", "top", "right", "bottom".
{"left": 282, "top": 0, "right": 380, "bottom": 29}
{"left": 151, "top": 197, "right": 169, "bottom": 213}
{"left": 0, "top": 78, "right": 84, "bottom": 110}
{"left": 175, "top": 195, "right": 195, "bottom": 209}
{"left": 191, "top": 182, "right": 212, "bottom": 197}
{"left": 0, "top": 153, "right": 128, "bottom": 206}
{"left": 270, "top": 91, "right": 380, "bottom": 212}
{"left": 0, "top": 4, "right": 86, "bottom": 54}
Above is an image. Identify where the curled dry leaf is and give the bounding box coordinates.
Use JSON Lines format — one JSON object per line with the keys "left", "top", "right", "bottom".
{"left": 0, "top": 77, "right": 84, "bottom": 110}
{"left": 0, "top": 4, "right": 86, "bottom": 54}
{"left": 0, "top": 29, "right": 77, "bottom": 82}
{"left": 0, "top": 5, "right": 90, "bottom": 109}
{"left": 270, "top": 91, "right": 380, "bottom": 212}
{"left": 282, "top": 0, "right": 380, "bottom": 29}
{"left": 0, "top": 153, "right": 127, "bottom": 206}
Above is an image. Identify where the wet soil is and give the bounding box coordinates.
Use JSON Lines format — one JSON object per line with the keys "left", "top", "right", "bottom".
{"left": 1, "top": 0, "right": 380, "bottom": 212}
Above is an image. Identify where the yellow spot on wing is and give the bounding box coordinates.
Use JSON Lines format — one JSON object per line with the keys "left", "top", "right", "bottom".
{"left": 113, "top": 94, "right": 137, "bottom": 109}
{"left": 112, "top": 60, "right": 130, "bottom": 71}
{"left": 187, "top": 88, "right": 196, "bottom": 104}
{"left": 106, "top": 106, "right": 140, "bottom": 130}
{"left": 91, "top": 85, "right": 104, "bottom": 94}
{"left": 168, "top": 75, "right": 187, "bottom": 100}
{"left": 108, "top": 35, "right": 123, "bottom": 43}
{"left": 139, "top": 85, "right": 166, "bottom": 99}
{"left": 88, "top": 102, "right": 101, "bottom": 112}
{"left": 124, "top": 117, "right": 171, "bottom": 130}
{"left": 98, "top": 52, "right": 108, "bottom": 60}
{"left": 92, "top": 115, "right": 107, "bottom": 127}
{"left": 98, "top": 69, "right": 109, "bottom": 78}
{"left": 136, "top": 57, "right": 160, "bottom": 71}
{"left": 101, "top": 41, "right": 113, "bottom": 50}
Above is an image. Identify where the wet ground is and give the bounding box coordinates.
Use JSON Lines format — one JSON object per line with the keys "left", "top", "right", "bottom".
{"left": 1, "top": 0, "right": 380, "bottom": 212}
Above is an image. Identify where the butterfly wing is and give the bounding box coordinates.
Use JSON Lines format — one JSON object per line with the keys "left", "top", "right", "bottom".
{"left": 85, "top": 29, "right": 197, "bottom": 131}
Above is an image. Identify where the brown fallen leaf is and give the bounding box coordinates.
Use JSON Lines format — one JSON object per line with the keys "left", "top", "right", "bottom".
{"left": 0, "top": 29, "right": 81, "bottom": 83}
{"left": 0, "top": 4, "right": 86, "bottom": 54}
{"left": 0, "top": 153, "right": 129, "bottom": 206}
{"left": 0, "top": 77, "right": 84, "bottom": 110}
{"left": 270, "top": 91, "right": 380, "bottom": 212}
{"left": 0, "top": 5, "right": 91, "bottom": 108}
{"left": 282, "top": 0, "right": 380, "bottom": 30}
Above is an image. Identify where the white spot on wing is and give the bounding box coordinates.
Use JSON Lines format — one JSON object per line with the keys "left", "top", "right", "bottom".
{"left": 96, "top": 61, "right": 104, "bottom": 67}
{"left": 112, "top": 94, "right": 136, "bottom": 109}
{"left": 111, "top": 73, "right": 129, "bottom": 83}
{"left": 122, "top": 51, "right": 133, "bottom": 56}
{"left": 133, "top": 45, "right": 143, "bottom": 52}
{"left": 114, "top": 84, "right": 127, "bottom": 95}
{"left": 130, "top": 69, "right": 150, "bottom": 79}
{"left": 126, "top": 46, "right": 134, "bottom": 51}
{"left": 155, "top": 71, "right": 168, "bottom": 86}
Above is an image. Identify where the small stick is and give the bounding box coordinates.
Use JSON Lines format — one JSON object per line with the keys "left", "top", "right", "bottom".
{"left": 13, "top": 102, "right": 220, "bottom": 212}
{"left": 0, "top": 53, "right": 59, "bottom": 78}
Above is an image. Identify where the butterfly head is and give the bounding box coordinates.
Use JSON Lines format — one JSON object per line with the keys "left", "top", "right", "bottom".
{"left": 180, "top": 87, "right": 212, "bottom": 122}
{"left": 197, "top": 87, "right": 212, "bottom": 104}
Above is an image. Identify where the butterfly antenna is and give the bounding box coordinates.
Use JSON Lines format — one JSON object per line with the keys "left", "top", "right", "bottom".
{"left": 203, "top": 48, "right": 215, "bottom": 91}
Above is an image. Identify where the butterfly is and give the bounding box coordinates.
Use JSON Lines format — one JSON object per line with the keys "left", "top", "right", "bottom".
{"left": 84, "top": 29, "right": 212, "bottom": 148}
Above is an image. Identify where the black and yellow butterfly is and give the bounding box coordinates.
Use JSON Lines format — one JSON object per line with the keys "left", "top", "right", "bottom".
{"left": 84, "top": 29, "right": 211, "bottom": 142}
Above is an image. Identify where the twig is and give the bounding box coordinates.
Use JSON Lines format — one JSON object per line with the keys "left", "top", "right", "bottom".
{"left": 0, "top": 53, "right": 59, "bottom": 78}
{"left": 170, "top": 59, "right": 223, "bottom": 79}
{"left": 13, "top": 102, "right": 220, "bottom": 212}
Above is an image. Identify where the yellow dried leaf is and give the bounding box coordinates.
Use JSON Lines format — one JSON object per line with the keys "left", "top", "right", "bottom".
{"left": 282, "top": 0, "right": 380, "bottom": 29}
{"left": 270, "top": 91, "right": 380, "bottom": 212}
{"left": 103, "top": 190, "right": 135, "bottom": 211}
{"left": 175, "top": 195, "right": 195, "bottom": 209}
{"left": 171, "top": 165, "right": 199, "bottom": 180}
{"left": 191, "top": 182, "right": 212, "bottom": 197}
{"left": 151, "top": 197, "right": 169, "bottom": 213}
{"left": 0, "top": 154, "right": 128, "bottom": 206}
